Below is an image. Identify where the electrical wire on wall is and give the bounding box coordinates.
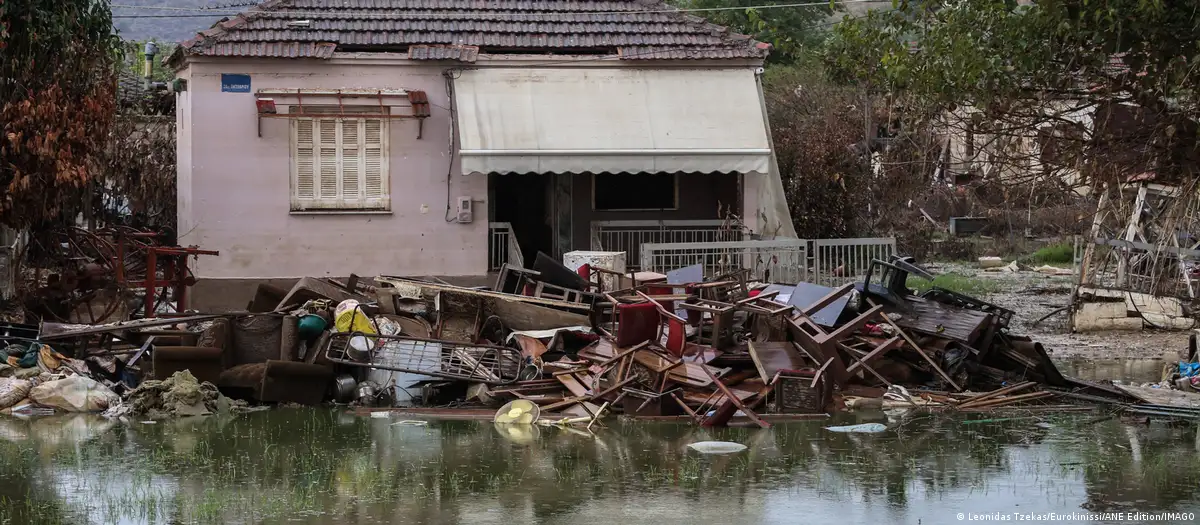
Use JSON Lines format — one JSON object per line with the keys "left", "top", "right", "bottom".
{"left": 443, "top": 68, "right": 465, "bottom": 223}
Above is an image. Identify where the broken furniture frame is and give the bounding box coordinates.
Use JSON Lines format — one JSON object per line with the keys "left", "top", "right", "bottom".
{"left": 787, "top": 283, "right": 962, "bottom": 392}
{"left": 679, "top": 297, "right": 736, "bottom": 350}
{"left": 576, "top": 264, "right": 631, "bottom": 293}
{"left": 689, "top": 365, "right": 771, "bottom": 428}
{"left": 495, "top": 263, "right": 597, "bottom": 306}
{"left": 860, "top": 255, "right": 934, "bottom": 308}
{"left": 734, "top": 290, "right": 793, "bottom": 316}
{"left": 770, "top": 357, "right": 834, "bottom": 414}
{"left": 323, "top": 331, "right": 523, "bottom": 384}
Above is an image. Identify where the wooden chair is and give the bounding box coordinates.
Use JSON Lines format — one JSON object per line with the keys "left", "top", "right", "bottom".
{"left": 635, "top": 291, "right": 733, "bottom": 358}
{"left": 636, "top": 291, "right": 688, "bottom": 357}
{"left": 680, "top": 298, "right": 736, "bottom": 350}
{"left": 494, "top": 263, "right": 541, "bottom": 295}
{"left": 577, "top": 264, "right": 630, "bottom": 293}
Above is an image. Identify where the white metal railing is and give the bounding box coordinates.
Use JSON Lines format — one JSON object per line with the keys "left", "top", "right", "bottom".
{"left": 488, "top": 222, "right": 525, "bottom": 271}
{"left": 639, "top": 237, "right": 897, "bottom": 287}
{"left": 591, "top": 220, "right": 744, "bottom": 269}
{"left": 640, "top": 239, "right": 809, "bottom": 284}
{"left": 809, "top": 237, "right": 897, "bottom": 288}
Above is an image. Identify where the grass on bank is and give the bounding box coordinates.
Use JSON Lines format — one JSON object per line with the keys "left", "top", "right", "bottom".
{"left": 907, "top": 273, "right": 1000, "bottom": 296}
{"left": 1025, "top": 242, "right": 1074, "bottom": 265}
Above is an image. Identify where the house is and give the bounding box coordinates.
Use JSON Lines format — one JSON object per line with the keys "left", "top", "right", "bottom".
{"left": 168, "top": 0, "right": 796, "bottom": 310}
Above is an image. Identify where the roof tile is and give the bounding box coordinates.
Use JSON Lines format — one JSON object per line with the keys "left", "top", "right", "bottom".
{"left": 178, "top": 0, "right": 767, "bottom": 61}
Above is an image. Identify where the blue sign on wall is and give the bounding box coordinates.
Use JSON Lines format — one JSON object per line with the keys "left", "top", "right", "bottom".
{"left": 221, "top": 74, "right": 251, "bottom": 93}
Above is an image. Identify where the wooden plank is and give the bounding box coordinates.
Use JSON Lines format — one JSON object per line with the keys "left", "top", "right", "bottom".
{"left": 867, "top": 298, "right": 961, "bottom": 391}
{"left": 671, "top": 393, "right": 702, "bottom": 423}
{"left": 680, "top": 388, "right": 755, "bottom": 405}
{"left": 556, "top": 373, "right": 590, "bottom": 398}
{"left": 702, "top": 366, "right": 771, "bottom": 429}
{"left": 961, "top": 391, "right": 1055, "bottom": 410}
{"left": 955, "top": 381, "right": 1035, "bottom": 409}
{"left": 801, "top": 283, "right": 855, "bottom": 316}
{"left": 748, "top": 341, "right": 807, "bottom": 383}
{"left": 838, "top": 342, "right": 891, "bottom": 386}
{"left": 597, "top": 342, "right": 647, "bottom": 367}
{"left": 539, "top": 396, "right": 588, "bottom": 412}
{"left": 591, "top": 377, "right": 637, "bottom": 401}
{"left": 488, "top": 299, "right": 590, "bottom": 331}
{"left": 845, "top": 336, "right": 902, "bottom": 374}
{"left": 894, "top": 296, "right": 990, "bottom": 344}
{"left": 821, "top": 305, "right": 883, "bottom": 343}
{"left": 579, "top": 339, "right": 616, "bottom": 361}
{"left": 377, "top": 276, "right": 591, "bottom": 312}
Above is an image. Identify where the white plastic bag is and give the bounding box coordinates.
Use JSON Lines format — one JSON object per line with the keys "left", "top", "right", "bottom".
{"left": 29, "top": 375, "right": 119, "bottom": 412}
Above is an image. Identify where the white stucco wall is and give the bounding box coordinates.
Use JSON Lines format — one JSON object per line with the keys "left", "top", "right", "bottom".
{"left": 176, "top": 57, "right": 487, "bottom": 280}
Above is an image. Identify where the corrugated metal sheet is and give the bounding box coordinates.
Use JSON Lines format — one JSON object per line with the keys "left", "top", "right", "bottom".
{"left": 179, "top": 0, "right": 768, "bottom": 61}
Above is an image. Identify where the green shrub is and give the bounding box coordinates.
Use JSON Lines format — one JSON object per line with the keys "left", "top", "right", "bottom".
{"left": 1027, "top": 243, "right": 1074, "bottom": 264}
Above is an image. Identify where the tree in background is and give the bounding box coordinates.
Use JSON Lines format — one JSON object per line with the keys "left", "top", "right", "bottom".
{"left": 120, "top": 39, "right": 176, "bottom": 84}
{"left": 0, "top": 0, "right": 121, "bottom": 228}
{"left": 824, "top": 0, "right": 1200, "bottom": 186}
{"left": 672, "top": 0, "right": 838, "bottom": 62}
{"left": 764, "top": 58, "right": 942, "bottom": 244}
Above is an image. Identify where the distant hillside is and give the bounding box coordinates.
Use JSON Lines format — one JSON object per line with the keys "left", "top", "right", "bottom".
{"left": 113, "top": 1, "right": 244, "bottom": 43}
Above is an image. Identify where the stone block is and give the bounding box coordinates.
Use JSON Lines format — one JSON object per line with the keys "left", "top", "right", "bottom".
{"left": 1124, "top": 292, "right": 1184, "bottom": 318}
{"left": 1074, "top": 315, "right": 1145, "bottom": 332}
{"left": 1139, "top": 312, "right": 1196, "bottom": 331}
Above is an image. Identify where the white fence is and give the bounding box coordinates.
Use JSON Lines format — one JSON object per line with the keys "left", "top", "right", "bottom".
{"left": 591, "top": 220, "right": 744, "bottom": 269}
{"left": 640, "top": 239, "right": 810, "bottom": 284}
{"left": 809, "top": 237, "right": 898, "bottom": 288}
{"left": 488, "top": 222, "right": 524, "bottom": 271}
{"left": 639, "top": 237, "right": 897, "bottom": 286}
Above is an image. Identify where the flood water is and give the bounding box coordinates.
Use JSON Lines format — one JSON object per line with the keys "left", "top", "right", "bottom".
{"left": 2, "top": 406, "right": 1199, "bottom": 525}
{"left": 1055, "top": 358, "right": 1172, "bottom": 384}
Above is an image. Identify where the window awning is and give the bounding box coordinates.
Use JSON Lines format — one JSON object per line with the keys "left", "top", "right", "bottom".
{"left": 452, "top": 68, "right": 772, "bottom": 175}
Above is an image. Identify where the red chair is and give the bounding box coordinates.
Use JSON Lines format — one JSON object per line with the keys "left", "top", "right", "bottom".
{"left": 598, "top": 292, "right": 662, "bottom": 349}
{"left": 637, "top": 291, "right": 689, "bottom": 357}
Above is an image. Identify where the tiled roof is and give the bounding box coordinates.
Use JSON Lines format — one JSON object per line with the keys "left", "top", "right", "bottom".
{"left": 175, "top": 0, "right": 768, "bottom": 62}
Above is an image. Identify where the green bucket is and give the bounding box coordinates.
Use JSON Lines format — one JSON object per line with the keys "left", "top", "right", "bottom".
{"left": 298, "top": 314, "right": 328, "bottom": 340}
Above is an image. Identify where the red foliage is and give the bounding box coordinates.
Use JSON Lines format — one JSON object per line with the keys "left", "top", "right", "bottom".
{"left": 0, "top": 43, "right": 117, "bottom": 227}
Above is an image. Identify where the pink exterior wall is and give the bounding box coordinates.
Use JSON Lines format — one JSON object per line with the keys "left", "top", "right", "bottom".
{"left": 177, "top": 57, "right": 486, "bottom": 281}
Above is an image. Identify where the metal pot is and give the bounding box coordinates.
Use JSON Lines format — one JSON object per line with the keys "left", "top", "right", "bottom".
{"left": 346, "top": 335, "right": 372, "bottom": 362}
{"left": 356, "top": 380, "right": 381, "bottom": 406}
{"left": 331, "top": 374, "right": 357, "bottom": 403}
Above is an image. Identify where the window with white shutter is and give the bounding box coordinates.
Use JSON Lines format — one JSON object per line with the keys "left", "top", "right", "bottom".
{"left": 290, "top": 106, "right": 389, "bottom": 211}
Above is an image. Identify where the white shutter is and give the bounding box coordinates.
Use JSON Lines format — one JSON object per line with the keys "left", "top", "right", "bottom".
{"left": 318, "top": 119, "right": 338, "bottom": 202}
{"left": 294, "top": 119, "right": 315, "bottom": 200}
{"left": 364, "top": 119, "right": 386, "bottom": 201}
{"left": 290, "top": 107, "right": 388, "bottom": 211}
{"left": 342, "top": 119, "right": 361, "bottom": 202}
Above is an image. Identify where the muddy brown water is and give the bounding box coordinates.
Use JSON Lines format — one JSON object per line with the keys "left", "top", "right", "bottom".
{"left": 2, "top": 367, "right": 1199, "bottom": 524}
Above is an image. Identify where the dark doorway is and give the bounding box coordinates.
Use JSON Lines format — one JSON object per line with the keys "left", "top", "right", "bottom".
{"left": 490, "top": 174, "right": 552, "bottom": 267}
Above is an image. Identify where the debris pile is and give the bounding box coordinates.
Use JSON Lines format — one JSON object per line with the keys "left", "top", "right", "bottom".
{"left": 324, "top": 254, "right": 1142, "bottom": 426}
{"left": 115, "top": 370, "right": 242, "bottom": 419}
{"left": 1, "top": 246, "right": 1185, "bottom": 425}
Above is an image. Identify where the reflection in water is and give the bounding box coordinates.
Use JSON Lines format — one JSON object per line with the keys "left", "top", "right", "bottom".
{"left": 1055, "top": 358, "right": 1171, "bottom": 384}
{"left": 0, "top": 408, "right": 1197, "bottom": 525}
